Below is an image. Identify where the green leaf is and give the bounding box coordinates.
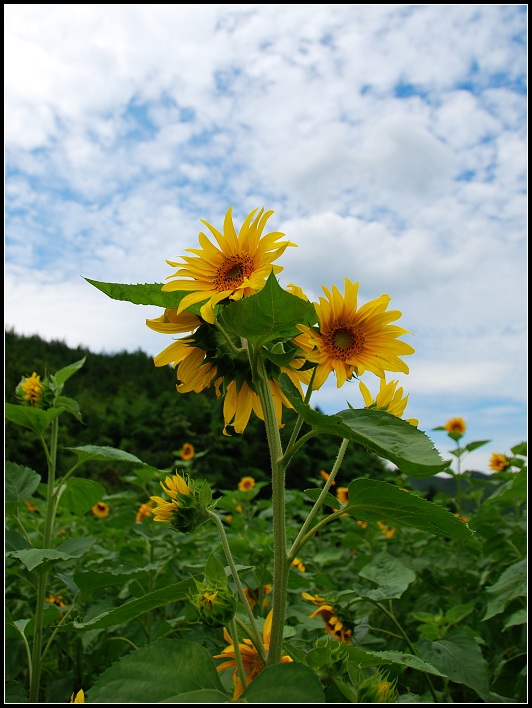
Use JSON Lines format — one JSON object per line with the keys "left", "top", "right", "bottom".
{"left": 61, "top": 478, "right": 107, "bottom": 514}
{"left": 51, "top": 358, "right": 86, "bottom": 387}
{"left": 279, "top": 375, "right": 448, "bottom": 477}
{"left": 54, "top": 396, "right": 83, "bottom": 422}
{"left": 161, "top": 689, "right": 232, "bottom": 703}
{"left": 304, "top": 488, "right": 342, "bottom": 510}
{"left": 84, "top": 279, "right": 204, "bottom": 311}
{"left": 239, "top": 662, "right": 325, "bottom": 703}
{"left": 219, "top": 271, "right": 317, "bottom": 347}
{"left": 5, "top": 530, "right": 32, "bottom": 552}
{"left": 483, "top": 559, "right": 527, "bottom": 620}
{"left": 63, "top": 445, "right": 146, "bottom": 465}
{"left": 486, "top": 467, "right": 526, "bottom": 506}
{"left": 503, "top": 608, "right": 527, "bottom": 630}
{"left": 86, "top": 639, "right": 226, "bottom": 702}
{"left": 417, "top": 629, "right": 490, "bottom": 696}
{"left": 354, "top": 551, "right": 416, "bottom": 600}
{"left": 511, "top": 442, "right": 527, "bottom": 456}
{"left": 463, "top": 440, "right": 491, "bottom": 453}
{"left": 5, "top": 462, "right": 41, "bottom": 502}
{"left": 345, "top": 480, "right": 472, "bottom": 539}
{"left": 343, "top": 645, "right": 447, "bottom": 677}
{"left": 7, "top": 538, "right": 95, "bottom": 572}
{"left": 73, "top": 577, "right": 198, "bottom": 630}
{"left": 5, "top": 680, "right": 28, "bottom": 703}
{"left": 64, "top": 566, "right": 151, "bottom": 597}
{"left": 4, "top": 403, "right": 63, "bottom": 435}
{"left": 205, "top": 554, "right": 227, "bottom": 584}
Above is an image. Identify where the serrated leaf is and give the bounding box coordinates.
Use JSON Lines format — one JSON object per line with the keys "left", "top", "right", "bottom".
{"left": 87, "top": 639, "right": 225, "bottom": 702}
{"left": 279, "top": 375, "right": 448, "bottom": 477}
{"left": 343, "top": 645, "right": 447, "bottom": 677}
{"left": 73, "top": 577, "right": 198, "bottom": 630}
{"left": 503, "top": 608, "right": 527, "bottom": 630}
{"left": 7, "top": 537, "right": 95, "bottom": 572}
{"left": 240, "top": 662, "right": 325, "bottom": 703}
{"left": 304, "top": 488, "right": 342, "bottom": 510}
{"left": 417, "top": 630, "right": 490, "bottom": 695}
{"left": 355, "top": 551, "right": 416, "bottom": 600}
{"left": 84, "top": 279, "right": 206, "bottom": 311}
{"left": 5, "top": 462, "right": 41, "bottom": 502}
{"left": 219, "top": 271, "right": 317, "bottom": 346}
{"left": 61, "top": 478, "right": 106, "bottom": 514}
{"left": 346, "top": 480, "right": 472, "bottom": 539}
{"left": 63, "top": 445, "right": 145, "bottom": 465}
{"left": 5, "top": 403, "right": 63, "bottom": 435}
{"left": 483, "top": 559, "right": 527, "bottom": 620}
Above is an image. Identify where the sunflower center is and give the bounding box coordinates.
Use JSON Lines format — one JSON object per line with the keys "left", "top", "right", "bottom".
{"left": 326, "top": 325, "right": 365, "bottom": 359}
{"left": 248, "top": 655, "right": 264, "bottom": 680}
{"left": 214, "top": 254, "right": 254, "bottom": 291}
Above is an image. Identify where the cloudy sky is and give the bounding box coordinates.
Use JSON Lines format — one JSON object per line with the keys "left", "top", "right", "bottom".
{"left": 5, "top": 5, "right": 527, "bottom": 472}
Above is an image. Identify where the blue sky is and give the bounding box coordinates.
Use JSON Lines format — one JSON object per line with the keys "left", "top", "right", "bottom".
{"left": 5, "top": 5, "right": 527, "bottom": 472}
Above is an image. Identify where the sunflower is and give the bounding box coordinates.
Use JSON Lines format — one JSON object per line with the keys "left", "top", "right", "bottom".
{"left": 135, "top": 502, "right": 153, "bottom": 523}
{"left": 180, "top": 442, "right": 195, "bottom": 460}
{"left": 489, "top": 453, "right": 510, "bottom": 472}
{"left": 291, "top": 557, "right": 306, "bottom": 573}
{"left": 17, "top": 372, "right": 44, "bottom": 406}
{"left": 161, "top": 207, "right": 296, "bottom": 324}
{"left": 238, "top": 476, "right": 255, "bottom": 491}
{"left": 91, "top": 502, "right": 109, "bottom": 519}
{"left": 294, "top": 278, "right": 415, "bottom": 389}
{"left": 359, "top": 378, "right": 418, "bottom": 426}
{"left": 444, "top": 417, "right": 466, "bottom": 435}
{"left": 213, "top": 610, "right": 293, "bottom": 700}
{"left": 302, "top": 592, "right": 352, "bottom": 643}
{"left": 336, "top": 487, "right": 349, "bottom": 505}
{"left": 150, "top": 472, "right": 190, "bottom": 523}
{"left": 70, "top": 690, "right": 85, "bottom": 703}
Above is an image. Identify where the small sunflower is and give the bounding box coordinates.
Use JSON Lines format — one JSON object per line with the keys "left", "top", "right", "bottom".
{"left": 336, "top": 487, "right": 349, "bottom": 506}
{"left": 319, "top": 470, "right": 336, "bottom": 486}
{"left": 214, "top": 609, "right": 292, "bottom": 700}
{"left": 91, "top": 502, "right": 109, "bottom": 519}
{"left": 291, "top": 557, "right": 306, "bottom": 573}
{"left": 294, "top": 278, "right": 415, "bottom": 389}
{"left": 444, "top": 417, "right": 466, "bottom": 435}
{"left": 180, "top": 442, "right": 195, "bottom": 460}
{"left": 238, "top": 476, "right": 255, "bottom": 492}
{"left": 135, "top": 502, "right": 153, "bottom": 523}
{"left": 17, "top": 372, "right": 44, "bottom": 406}
{"left": 302, "top": 592, "right": 352, "bottom": 643}
{"left": 46, "top": 594, "right": 66, "bottom": 608}
{"left": 70, "top": 690, "right": 85, "bottom": 703}
{"left": 161, "top": 207, "right": 296, "bottom": 324}
{"left": 359, "top": 378, "right": 418, "bottom": 426}
{"left": 377, "top": 521, "right": 396, "bottom": 539}
{"left": 150, "top": 472, "right": 191, "bottom": 523}
{"left": 489, "top": 453, "right": 510, "bottom": 472}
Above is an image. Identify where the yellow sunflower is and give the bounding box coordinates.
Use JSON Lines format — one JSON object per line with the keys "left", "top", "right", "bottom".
{"left": 180, "top": 442, "right": 195, "bottom": 460}
{"left": 213, "top": 609, "right": 293, "bottom": 700}
{"left": 70, "top": 689, "right": 85, "bottom": 703}
{"left": 359, "top": 379, "right": 418, "bottom": 426}
{"left": 294, "top": 278, "right": 415, "bottom": 389}
{"left": 302, "top": 592, "right": 352, "bottom": 643}
{"left": 161, "top": 207, "right": 296, "bottom": 324}
{"left": 444, "top": 417, "right": 466, "bottom": 435}
{"left": 291, "top": 557, "right": 306, "bottom": 573}
{"left": 18, "top": 372, "right": 44, "bottom": 406}
{"left": 238, "top": 476, "right": 255, "bottom": 491}
{"left": 489, "top": 453, "right": 510, "bottom": 472}
{"left": 150, "top": 472, "right": 190, "bottom": 523}
{"left": 91, "top": 502, "right": 109, "bottom": 519}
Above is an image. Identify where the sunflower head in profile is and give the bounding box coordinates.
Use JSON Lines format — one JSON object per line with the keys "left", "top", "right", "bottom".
{"left": 161, "top": 206, "right": 296, "bottom": 324}
{"left": 359, "top": 378, "right": 418, "bottom": 427}
{"left": 294, "top": 278, "right": 415, "bottom": 390}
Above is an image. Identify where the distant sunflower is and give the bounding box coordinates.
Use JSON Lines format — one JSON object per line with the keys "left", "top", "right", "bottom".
{"left": 180, "top": 442, "right": 195, "bottom": 460}
{"left": 294, "top": 278, "right": 415, "bottom": 389}
{"left": 444, "top": 417, "right": 466, "bottom": 436}
{"left": 91, "top": 502, "right": 109, "bottom": 519}
{"left": 489, "top": 453, "right": 510, "bottom": 472}
{"left": 161, "top": 207, "right": 296, "bottom": 323}
{"left": 359, "top": 379, "right": 418, "bottom": 427}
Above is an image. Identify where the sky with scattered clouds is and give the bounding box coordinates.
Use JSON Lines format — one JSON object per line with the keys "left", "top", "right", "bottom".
{"left": 5, "top": 4, "right": 527, "bottom": 472}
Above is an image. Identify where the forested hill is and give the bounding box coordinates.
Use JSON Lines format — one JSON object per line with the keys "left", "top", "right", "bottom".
{"left": 5, "top": 329, "right": 388, "bottom": 492}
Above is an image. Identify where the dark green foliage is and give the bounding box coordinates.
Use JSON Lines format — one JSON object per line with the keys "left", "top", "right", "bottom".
{"left": 5, "top": 329, "right": 388, "bottom": 491}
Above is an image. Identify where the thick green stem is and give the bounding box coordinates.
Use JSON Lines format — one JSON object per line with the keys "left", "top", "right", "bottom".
{"left": 206, "top": 509, "right": 267, "bottom": 664}
{"left": 29, "top": 417, "right": 59, "bottom": 703}
{"left": 252, "top": 355, "right": 287, "bottom": 667}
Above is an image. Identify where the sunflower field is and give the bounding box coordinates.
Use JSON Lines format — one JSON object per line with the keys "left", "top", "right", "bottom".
{"left": 5, "top": 207, "right": 527, "bottom": 704}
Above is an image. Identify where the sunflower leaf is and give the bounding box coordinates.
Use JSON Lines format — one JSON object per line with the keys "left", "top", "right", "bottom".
{"left": 84, "top": 279, "right": 207, "bottom": 314}
{"left": 279, "top": 374, "right": 448, "bottom": 477}
{"left": 345, "top": 480, "right": 472, "bottom": 539}
{"left": 219, "top": 271, "right": 317, "bottom": 346}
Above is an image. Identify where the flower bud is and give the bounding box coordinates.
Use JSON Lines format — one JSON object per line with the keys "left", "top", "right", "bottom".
{"left": 191, "top": 582, "right": 236, "bottom": 627}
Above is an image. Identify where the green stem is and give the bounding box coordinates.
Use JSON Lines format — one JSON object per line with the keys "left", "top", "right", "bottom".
{"left": 288, "top": 438, "right": 349, "bottom": 561}
{"left": 213, "top": 320, "right": 246, "bottom": 357}
{"left": 229, "top": 618, "right": 248, "bottom": 694}
{"left": 206, "top": 509, "right": 267, "bottom": 664}
{"left": 29, "top": 417, "right": 59, "bottom": 703}
{"left": 373, "top": 600, "right": 439, "bottom": 703}
{"left": 252, "top": 356, "right": 288, "bottom": 667}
